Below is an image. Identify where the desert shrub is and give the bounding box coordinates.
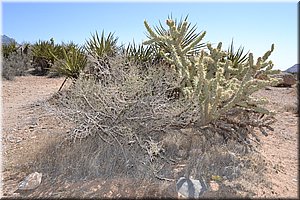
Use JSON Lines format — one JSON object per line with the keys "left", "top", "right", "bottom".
{"left": 2, "top": 50, "right": 32, "bottom": 80}
{"left": 34, "top": 59, "right": 181, "bottom": 179}
{"left": 82, "top": 31, "right": 121, "bottom": 85}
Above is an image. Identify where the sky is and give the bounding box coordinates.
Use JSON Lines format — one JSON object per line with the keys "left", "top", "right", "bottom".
{"left": 1, "top": 1, "right": 298, "bottom": 71}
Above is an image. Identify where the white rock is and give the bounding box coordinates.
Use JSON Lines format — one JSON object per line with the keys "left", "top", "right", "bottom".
{"left": 17, "top": 172, "right": 42, "bottom": 190}
{"left": 176, "top": 176, "right": 207, "bottom": 198}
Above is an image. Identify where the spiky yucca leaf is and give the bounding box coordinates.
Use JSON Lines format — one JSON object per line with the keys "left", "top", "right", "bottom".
{"left": 62, "top": 41, "right": 79, "bottom": 52}
{"left": 227, "top": 39, "right": 249, "bottom": 68}
{"left": 32, "top": 39, "right": 63, "bottom": 63}
{"left": 51, "top": 46, "right": 87, "bottom": 91}
{"left": 51, "top": 46, "right": 87, "bottom": 79}
{"left": 85, "top": 31, "right": 118, "bottom": 59}
{"left": 2, "top": 41, "right": 20, "bottom": 58}
{"left": 125, "top": 41, "right": 162, "bottom": 64}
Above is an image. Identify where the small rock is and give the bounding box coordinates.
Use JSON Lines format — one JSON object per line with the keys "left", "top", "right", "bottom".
{"left": 209, "top": 181, "right": 219, "bottom": 191}
{"left": 16, "top": 172, "right": 42, "bottom": 191}
{"left": 176, "top": 177, "right": 207, "bottom": 198}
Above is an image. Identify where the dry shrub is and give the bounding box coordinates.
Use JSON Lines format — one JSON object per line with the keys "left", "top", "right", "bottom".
{"left": 36, "top": 58, "right": 189, "bottom": 179}
{"left": 33, "top": 56, "right": 272, "bottom": 197}
{"left": 2, "top": 52, "right": 32, "bottom": 80}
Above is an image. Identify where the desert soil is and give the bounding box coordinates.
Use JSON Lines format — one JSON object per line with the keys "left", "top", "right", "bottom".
{"left": 1, "top": 75, "right": 298, "bottom": 198}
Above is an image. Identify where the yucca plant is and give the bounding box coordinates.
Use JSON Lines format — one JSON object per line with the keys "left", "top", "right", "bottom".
{"left": 51, "top": 45, "right": 87, "bottom": 91}
{"left": 144, "top": 15, "right": 206, "bottom": 59}
{"left": 125, "top": 41, "right": 158, "bottom": 64}
{"left": 62, "top": 41, "right": 79, "bottom": 52}
{"left": 2, "top": 41, "right": 20, "bottom": 58}
{"left": 226, "top": 39, "right": 249, "bottom": 68}
{"left": 31, "top": 39, "right": 63, "bottom": 74}
{"left": 32, "top": 39, "right": 54, "bottom": 61}
{"left": 85, "top": 31, "right": 118, "bottom": 59}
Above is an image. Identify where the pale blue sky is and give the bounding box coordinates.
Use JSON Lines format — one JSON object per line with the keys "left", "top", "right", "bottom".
{"left": 1, "top": 1, "right": 298, "bottom": 70}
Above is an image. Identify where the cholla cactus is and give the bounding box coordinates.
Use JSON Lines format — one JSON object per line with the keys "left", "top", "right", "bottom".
{"left": 143, "top": 18, "right": 279, "bottom": 126}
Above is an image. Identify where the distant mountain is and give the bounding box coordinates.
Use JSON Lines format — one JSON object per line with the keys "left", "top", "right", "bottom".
{"left": 285, "top": 64, "right": 299, "bottom": 74}
{"left": 1, "top": 35, "right": 16, "bottom": 45}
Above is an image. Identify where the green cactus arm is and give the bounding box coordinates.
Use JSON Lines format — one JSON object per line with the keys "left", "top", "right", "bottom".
{"left": 265, "top": 61, "right": 274, "bottom": 71}
{"left": 209, "top": 85, "right": 222, "bottom": 121}
{"left": 144, "top": 20, "right": 159, "bottom": 40}
{"left": 202, "top": 81, "right": 210, "bottom": 124}
{"left": 262, "top": 44, "right": 274, "bottom": 61}
{"left": 194, "top": 62, "right": 205, "bottom": 95}
{"left": 178, "top": 21, "right": 189, "bottom": 42}
{"left": 217, "top": 65, "right": 251, "bottom": 116}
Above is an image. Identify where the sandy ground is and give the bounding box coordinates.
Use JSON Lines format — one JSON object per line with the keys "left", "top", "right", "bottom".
{"left": 1, "top": 75, "right": 298, "bottom": 198}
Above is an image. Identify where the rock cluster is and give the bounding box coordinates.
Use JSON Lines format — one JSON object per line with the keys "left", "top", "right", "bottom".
{"left": 271, "top": 72, "right": 297, "bottom": 87}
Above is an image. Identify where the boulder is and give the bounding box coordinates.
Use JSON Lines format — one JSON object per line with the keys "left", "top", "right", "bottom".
{"left": 271, "top": 72, "right": 297, "bottom": 87}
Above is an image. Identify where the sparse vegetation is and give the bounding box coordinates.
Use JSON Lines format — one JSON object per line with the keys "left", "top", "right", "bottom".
{"left": 4, "top": 15, "right": 292, "bottom": 198}
{"left": 2, "top": 44, "right": 32, "bottom": 80}
{"left": 30, "top": 16, "right": 281, "bottom": 198}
